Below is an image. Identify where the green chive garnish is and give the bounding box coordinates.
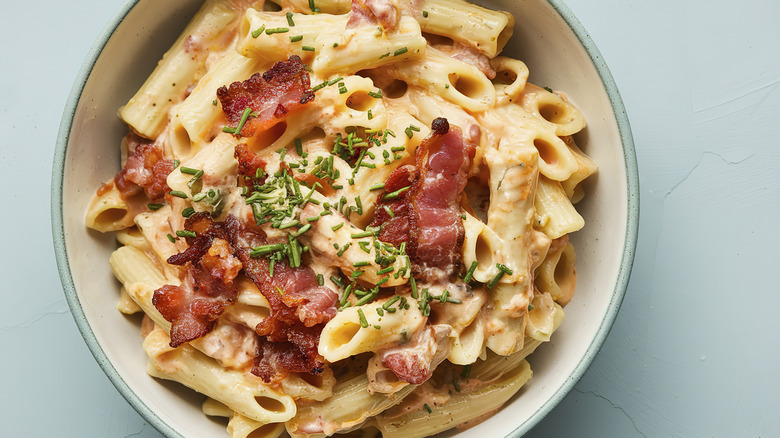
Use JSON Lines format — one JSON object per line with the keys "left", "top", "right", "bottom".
{"left": 265, "top": 27, "right": 290, "bottom": 34}
{"left": 169, "top": 190, "right": 188, "bottom": 199}
{"left": 463, "top": 261, "right": 478, "bottom": 283}
{"left": 176, "top": 230, "right": 196, "bottom": 238}
{"left": 251, "top": 26, "right": 265, "bottom": 38}
{"left": 369, "top": 182, "right": 385, "bottom": 191}
{"left": 147, "top": 203, "right": 165, "bottom": 211}
{"left": 301, "top": 46, "right": 315, "bottom": 51}
{"left": 358, "top": 308, "right": 368, "bottom": 328}
{"left": 166, "top": 233, "right": 175, "bottom": 243}
{"left": 290, "top": 35, "right": 303, "bottom": 42}
{"left": 383, "top": 186, "right": 410, "bottom": 200}
{"left": 368, "top": 90, "right": 383, "bottom": 99}
{"left": 286, "top": 11, "right": 295, "bottom": 26}
{"left": 182, "top": 207, "right": 195, "bottom": 218}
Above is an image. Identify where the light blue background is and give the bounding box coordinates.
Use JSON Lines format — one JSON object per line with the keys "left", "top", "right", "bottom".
{"left": 2, "top": 0, "right": 778, "bottom": 436}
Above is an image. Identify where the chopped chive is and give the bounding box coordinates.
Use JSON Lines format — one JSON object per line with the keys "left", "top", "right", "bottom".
{"left": 179, "top": 166, "right": 201, "bottom": 175}
{"left": 166, "top": 233, "right": 175, "bottom": 243}
{"left": 394, "top": 47, "right": 408, "bottom": 56}
{"left": 382, "top": 296, "right": 401, "bottom": 310}
{"left": 351, "top": 230, "right": 374, "bottom": 239}
{"left": 286, "top": 11, "right": 295, "bottom": 26}
{"left": 355, "top": 289, "right": 378, "bottom": 306}
{"left": 176, "top": 230, "right": 196, "bottom": 238}
{"left": 337, "top": 242, "right": 351, "bottom": 257}
{"left": 353, "top": 261, "right": 370, "bottom": 267}
{"left": 223, "top": 107, "right": 254, "bottom": 136}
{"left": 410, "top": 276, "right": 418, "bottom": 299}
{"left": 279, "top": 220, "right": 300, "bottom": 230}
{"left": 312, "top": 82, "right": 326, "bottom": 92}
{"left": 331, "top": 275, "right": 345, "bottom": 289}
{"left": 358, "top": 241, "right": 371, "bottom": 254}
{"left": 173, "top": 159, "right": 180, "bottom": 168}
{"left": 292, "top": 224, "right": 311, "bottom": 236}
{"left": 487, "top": 269, "right": 505, "bottom": 289}
{"left": 383, "top": 186, "right": 410, "bottom": 200}
{"left": 147, "top": 203, "right": 165, "bottom": 211}
{"left": 290, "top": 35, "right": 303, "bottom": 42}
{"left": 169, "top": 190, "right": 188, "bottom": 199}
{"left": 379, "top": 52, "right": 391, "bottom": 59}
{"left": 251, "top": 26, "right": 265, "bottom": 38}
{"left": 308, "top": 0, "right": 316, "bottom": 11}
{"left": 528, "top": 303, "right": 535, "bottom": 311}
{"left": 463, "top": 261, "right": 479, "bottom": 283}
{"left": 369, "top": 182, "right": 385, "bottom": 191}
{"left": 181, "top": 207, "right": 195, "bottom": 218}
{"left": 212, "top": 100, "right": 217, "bottom": 106}
{"left": 355, "top": 196, "right": 363, "bottom": 215}
{"left": 301, "top": 45, "right": 315, "bottom": 51}
{"left": 422, "top": 10, "right": 429, "bottom": 17}
{"left": 316, "top": 273, "right": 324, "bottom": 286}
{"left": 294, "top": 138, "right": 303, "bottom": 155}
{"left": 423, "top": 404, "right": 432, "bottom": 413}
{"left": 496, "top": 263, "right": 513, "bottom": 275}
{"left": 351, "top": 270, "right": 364, "bottom": 279}
{"left": 367, "top": 109, "right": 373, "bottom": 120}
{"left": 331, "top": 223, "right": 344, "bottom": 231}
{"left": 461, "top": 364, "right": 471, "bottom": 379}
{"left": 544, "top": 86, "right": 554, "bottom": 93}
{"left": 377, "top": 266, "right": 394, "bottom": 275}
{"left": 376, "top": 307, "right": 384, "bottom": 316}
{"left": 367, "top": 90, "right": 383, "bottom": 99}
{"left": 265, "top": 27, "right": 290, "bottom": 34}
{"left": 383, "top": 205, "right": 395, "bottom": 218}
{"left": 358, "top": 308, "right": 368, "bottom": 328}
{"left": 306, "top": 216, "right": 320, "bottom": 222}
{"left": 327, "top": 76, "right": 344, "bottom": 86}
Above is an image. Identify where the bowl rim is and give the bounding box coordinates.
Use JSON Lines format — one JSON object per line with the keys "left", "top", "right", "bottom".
{"left": 51, "top": 1, "right": 639, "bottom": 437}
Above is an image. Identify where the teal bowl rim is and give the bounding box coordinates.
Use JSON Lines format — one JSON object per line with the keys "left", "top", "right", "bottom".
{"left": 51, "top": 1, "right": 639, "bottom": 437}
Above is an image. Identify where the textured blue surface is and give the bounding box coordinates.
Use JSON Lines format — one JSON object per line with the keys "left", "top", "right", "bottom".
{"left": 3, "top": 0, "right": 779, "bottom": 437}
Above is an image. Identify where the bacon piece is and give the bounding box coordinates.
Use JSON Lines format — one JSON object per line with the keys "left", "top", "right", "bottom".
{"left": 217, "top": 56, "right": 314, "bottom": 137}
{"left": 372, "top": 118, "right": 475, "bottom": 282}
{"left": 153, "top": 213, "right": 242, "bottom": 347}
{"left": 380, "top": 324, "right": 451, "bottom": 384}
{"left": 224, "top": 216, "right": 338, "bottom": 381}
{"left": 234, "top": 144, "right": 267, "bottom": 190}
{"left": 347, "top": 0, "right": 398, "bottom": 30}
{"left": 409, "top": 118, "right": 475, "bottom": 281}
{"left": 435, "top": 42, "right": 497, "bottom": 80}
{"left": 371, "top": 165, "right": 415, "bottom": 249}
{"left": 114, "top": 133, "right": 174, "bottom": 201}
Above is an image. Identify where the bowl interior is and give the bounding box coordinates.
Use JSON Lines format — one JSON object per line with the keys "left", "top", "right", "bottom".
{"left": 55, "top": 0, "right": 636, "bottom": 437}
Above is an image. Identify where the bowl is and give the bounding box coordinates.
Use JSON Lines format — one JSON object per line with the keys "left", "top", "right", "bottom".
{"left": 52, "top": 0, "right": 638, "bottom": 436}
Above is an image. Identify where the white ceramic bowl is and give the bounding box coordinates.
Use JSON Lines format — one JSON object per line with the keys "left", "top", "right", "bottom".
{"left": 53, "top": 1, "right": 638, "bottom": 436}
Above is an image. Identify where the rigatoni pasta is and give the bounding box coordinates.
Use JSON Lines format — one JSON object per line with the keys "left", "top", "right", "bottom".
{"left": 86, "top": 0, "right": 597, "bottom": 436}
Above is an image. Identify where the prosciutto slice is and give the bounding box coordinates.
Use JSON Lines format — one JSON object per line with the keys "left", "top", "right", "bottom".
{"left": 371, "top": 118, "right": 476, "bottom": 282}
{"left": 217, "top": 55, "right": 315, "bottom": 137}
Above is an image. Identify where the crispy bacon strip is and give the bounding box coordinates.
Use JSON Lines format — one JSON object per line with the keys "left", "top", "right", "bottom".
{"left": 347, "top": 0, "right": 399, "bottom": 30}
{"left": 234, "top": 144, "right": 267, "bottom": 191}
{"left": 153, "top": 214, "right": 241, "bottom": 347}
{"left": 224, "top": 216, "right": 338, "bottom": 382}
{"left": 114, "top": 133, "right": 174, "bottom": 201}
{"left": 217, "top": 56, "right": 314, "bottom": 137}
{"left": 372, "top": 118, "right": 476, "bottom": 282}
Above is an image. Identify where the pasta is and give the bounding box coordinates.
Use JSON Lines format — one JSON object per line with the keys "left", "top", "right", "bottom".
{"left": 86, "top": 0, "right": 597, "bottom": 436}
